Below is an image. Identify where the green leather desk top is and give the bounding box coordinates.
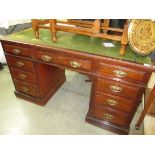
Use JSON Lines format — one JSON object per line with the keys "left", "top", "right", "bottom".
{"left": 0, "top": 28, "right": 152, "bottom": 65}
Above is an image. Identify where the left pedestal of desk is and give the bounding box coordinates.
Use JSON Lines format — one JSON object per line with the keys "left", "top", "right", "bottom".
{"left": 1, "top": 40, "right": 66, "bottom": 106}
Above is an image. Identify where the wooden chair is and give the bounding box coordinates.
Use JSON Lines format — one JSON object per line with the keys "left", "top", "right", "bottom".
{"left": 32, "top": 19, "right": 129, "bottom": 55}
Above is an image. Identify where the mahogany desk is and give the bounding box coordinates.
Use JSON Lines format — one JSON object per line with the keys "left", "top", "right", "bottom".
{"left": 1, "top": 28, "right": 155, "bottom": 134}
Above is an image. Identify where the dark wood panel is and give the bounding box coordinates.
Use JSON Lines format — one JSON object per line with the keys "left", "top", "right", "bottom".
{"left": 14, "top": 75, "right": 66, "bottom": 106}
{"left": 98, "top": 62, "right": 148, "bottom": 84}
{"left": 5, "top": 55, "right": 34, "bottom": 72}
{"left": 93, "top": 106, "right": 129, "bottom": 126}
{"left": 86, "top": 114, "right": 129, "bottom": 135}
{"left": 10, "top": 67, "right": 36, "bottom": 84}
{"left": 2, "top": 43, "right": 31, "bottom": 58}
{"left": 33, "top": 49, "right": 92, "bottom": 72}
{"left": 96, "top": 78, "right": 143, "bottom": 100}
{"left": 34, "top": 62, "right": 66, "bottom": 97}
{"left": 94, "top": 92, "right": 136, "bottom": 113}
{"left": 14, "top": 80, "right": 39, "bottom": 97}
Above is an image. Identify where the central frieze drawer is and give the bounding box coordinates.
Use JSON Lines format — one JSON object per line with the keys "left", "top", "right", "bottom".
{"left": 2, "top": 43, "right": 31, "bottom": 58}
{"left": 6, "top": 55, "right": 34, "bottom": 72}
{"left": 33, "top": 50, "right": 92, "bottom": 72}
{"left": 98, "top": 62, "right": 148, "bottom": 84}
{"left": 96, "top": 78, "right": 143, "bottom": 100}
{"left": 14, "top": 80, "right": 39, "bottom": 97}
{"left": 57, "top": 56, "right": 92, "bottom": 72}
{"left": 94, "top": 92, "right": 136, "bottom": 113}
{"left": 10, "top": 67, "right": 36, "bottom": 84}
{"left": 93, "top": 106, "right": 129, "bottom": 126}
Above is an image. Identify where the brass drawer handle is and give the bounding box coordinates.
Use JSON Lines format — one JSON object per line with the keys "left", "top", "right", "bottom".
{"left": 12, "top": 48, "right": 21, "bottom": 55}
{"left": 103, "top": 113, "right": 114, "bottom": 120}
{"left": 21, "top": 86, "right": 29, "bottom": 92}
{"left": 107, "top": 99, "right": 118, "bottom": 106}
{"left": 19, "top": 74, "right": 27, "bottom": 80}
{"left": 113, "top": 70, "right": 127, "bottom": 78}
{"left": 70, "top": 61, "right": 81, "bottom": 68}
{"left": 110, "top": 85, "right": 122, "bottom": 93}
{"left": 42, "top": 55, "right": 52, "bottom": 62}
{"left": 16, "top": 61, "right": 24, "bottom": 67}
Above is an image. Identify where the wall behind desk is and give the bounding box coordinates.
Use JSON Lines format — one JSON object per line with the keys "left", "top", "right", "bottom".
{"left": 0, "top": 20, "right": 31, "bottom": 63}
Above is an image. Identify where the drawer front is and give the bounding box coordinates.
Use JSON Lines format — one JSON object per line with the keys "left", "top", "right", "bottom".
{"left": 33, "top": 50, "right": 92, "bottom": 72}
{"left": 98, "top": 62, "right": 147, "bottom": 84}
{"left": 93, "top": 106, "right": 129, "bottom": 126}
{"left": 14, "top": 80, "right": 39, "bottom": 97}
{"left": 10, "top": 67, "right": 36, "bottom": 84}
{"left": 3, "top": 43, "right": 31, "bottom": 57}
{"left": 57, "top": 56, "right": 92, "bottom": 72}
{"left": 6, "top": 55, "right": 34, "bottom": 72}
{"left": 94, "top": 92, "right": 135, "bottom": 113}
{"left": 96, "top": 78, "right": 142, "bottom": 100}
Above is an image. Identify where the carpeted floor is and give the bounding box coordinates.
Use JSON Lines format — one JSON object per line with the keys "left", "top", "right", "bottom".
{"left": 0, "top": 67, "right": 144, "bottom": 135}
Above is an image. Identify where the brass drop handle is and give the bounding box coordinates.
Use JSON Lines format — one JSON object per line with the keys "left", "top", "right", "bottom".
{"left": 22, "top": 86, "right": 29, "bottom": 92}
{"left": 70, "top": 61, "right": 81, "bottom": 68}
{"left": 16, "top": 61, "right": 24, "bottom": 67}
{"left": 12, "top": 48, "right": 21, "bottom": 55}
{"left": 110, "top": 85, "right": 122, "bottom": 93}
{"left": 42, "top": 55, "right": 52, "bottom": 62}
{"left": 103, "top": 113, "right": 114, "bottom": 120}
{"left": 113, "top": 70, "right": 127, "bottom": 78}
{"left": 107, "top": 99, "right": 118, "bottom": 106}
{"left": 19, "top": 74, "right": 27, "bottom": 80}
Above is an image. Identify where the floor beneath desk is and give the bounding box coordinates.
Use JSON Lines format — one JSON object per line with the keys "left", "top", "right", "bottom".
{"left": 0, "top": 67, "right": 144, "bottom": 135}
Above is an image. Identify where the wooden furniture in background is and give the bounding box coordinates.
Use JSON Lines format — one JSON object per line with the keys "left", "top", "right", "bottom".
{"left": 127, "top": 19, "right": 155, "bottom": 129}
{"left": 31, "top": 19, "right": 50, "bottom": 39}
{"left": 135, "top": 85, "right": 155, "bottom": 129}
{"left": 31, "top": 19, "right": 129, "bottom": 55}
{"left": 128, "top": 19, "right": 155, "bottom": 56}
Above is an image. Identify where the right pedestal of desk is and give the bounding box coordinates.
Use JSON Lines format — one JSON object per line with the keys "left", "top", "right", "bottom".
{"left": 86, "top": 60, "right": 152, "bottom": 134}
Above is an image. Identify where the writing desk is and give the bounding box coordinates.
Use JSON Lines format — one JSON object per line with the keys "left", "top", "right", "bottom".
{"left": 1, "top": 28, "right": 155, "bottom": 134}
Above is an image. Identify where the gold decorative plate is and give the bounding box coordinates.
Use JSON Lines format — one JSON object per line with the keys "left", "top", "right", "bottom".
{"left": 128, "top": 19, "right": 155, "bottom": 56}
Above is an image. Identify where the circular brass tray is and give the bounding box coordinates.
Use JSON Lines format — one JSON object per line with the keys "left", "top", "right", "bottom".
{"left": 128, "top": 19, "right": 155, "bottom": 56}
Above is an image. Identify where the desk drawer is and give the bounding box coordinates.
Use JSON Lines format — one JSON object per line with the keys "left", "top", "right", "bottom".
{"left": 14, "top": 80, "right": 39, "bottom": 97}
{"left": 10, "top": 67, "right": 36, "bottom": 84}
{"left": 94, "top": 92, "right": 135, "bottom": 113}
{"left": 98, "top": 62, "right": 147, "bottom": 84}
{"left": 3, "top": 43, "right": 31, "bottom": 58}
{"left": 96, "top": 78, "right": 142, "bottom": 100}
{"left": 58, "top": 56, "right": 92, "bottom": 72}
{"left": 33, "top": 50, "right": 92, "bottom": 72}
{"left": 6, "top": 55, "right": 34, "bottom": 72}
{"left": 93, "top": 106, "right": 129, "bottom": 126}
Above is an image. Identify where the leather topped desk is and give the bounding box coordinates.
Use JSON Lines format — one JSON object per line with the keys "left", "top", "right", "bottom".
{"left": 1, "top": 28, "right": 155, "bottom": 134}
